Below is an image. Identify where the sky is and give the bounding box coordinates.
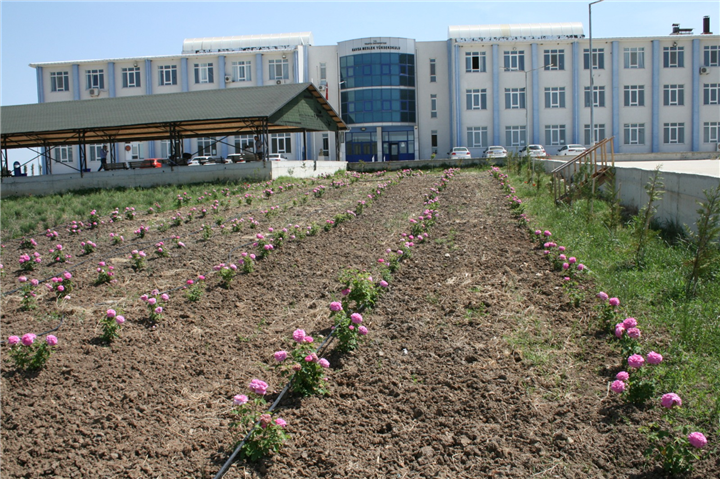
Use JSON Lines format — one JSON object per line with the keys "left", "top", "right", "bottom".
{"left": 0, "top": 0, "right": 717, "bottom": 168}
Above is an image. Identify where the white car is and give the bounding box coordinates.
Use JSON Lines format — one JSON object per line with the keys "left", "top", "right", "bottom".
{"left": 519, "top": 144, "right": 548, "bottom": 158}
{"left": 188, "top": 155, "right": 222, "bottom": 166}
{"left": 267, "top": 154, "right": 288, "bottom": 161}
{"left": 557, "top": 144, "right": 587, "bottom": 156}
{"left": 449, "top": 147, "right": 471, "bottom": 159}
{"left": 483, "top": 146, "right": 508, "bottom": 159}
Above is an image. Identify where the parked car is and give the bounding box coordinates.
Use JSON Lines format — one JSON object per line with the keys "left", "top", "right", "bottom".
{"left": 483, "top": 146, "right": 508, "bottom": 159}
{"left": 188, "top": 155, "right": 223, "bottom": 166}
{"left": 557, "top": 144, "right": 587, "bottom": 156}
{"left": 139, "top": 158, "right": 163, "bottom": 168}
{"left": 267, "top": 153, "right": 289, "bottom": 161}
{"left": 449, "top": 147, "right": 471, "bottom": 159}
{"left": 519, "top": 145, "right": 548, "bottom": 158}
{"left": 227, "top": 150, "right": 257, "bottom": 163}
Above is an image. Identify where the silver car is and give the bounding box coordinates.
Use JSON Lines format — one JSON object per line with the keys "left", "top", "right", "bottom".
{"left": 483, "top": 146, "right": 508, "bottom": 159}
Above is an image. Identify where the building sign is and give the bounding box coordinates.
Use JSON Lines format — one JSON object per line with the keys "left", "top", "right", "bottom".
{"left": 338, "top": 37, "right": 415, "bottom": 57}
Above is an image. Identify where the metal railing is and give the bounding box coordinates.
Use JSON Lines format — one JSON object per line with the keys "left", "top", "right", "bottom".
{"left": 552, "top": 137, "right": 615, "bottom": 203}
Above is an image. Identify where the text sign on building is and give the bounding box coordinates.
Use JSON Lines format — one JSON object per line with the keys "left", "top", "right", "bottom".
{"left": 338, "top": 37, "right": 416, "bottom": 57}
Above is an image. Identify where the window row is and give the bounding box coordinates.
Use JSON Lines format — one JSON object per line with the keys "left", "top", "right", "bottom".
{"left": 458, "top": 84, "right": 720, "bottom": 110}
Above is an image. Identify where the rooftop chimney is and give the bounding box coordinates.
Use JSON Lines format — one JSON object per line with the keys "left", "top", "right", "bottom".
{"left": 703, "top": 16, "right": 712, "bottom": 34}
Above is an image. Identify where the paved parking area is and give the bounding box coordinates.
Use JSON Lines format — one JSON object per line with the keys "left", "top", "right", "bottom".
{"left": 613, "top": 158, "right": 720, "bottom": 178}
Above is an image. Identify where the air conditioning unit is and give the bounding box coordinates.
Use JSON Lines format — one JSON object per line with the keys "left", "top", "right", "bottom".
{"left": 276, "top": 79, "right": 282, "bottom": 85}
{"left": 700, "top": 66, "right": 710, "bottom": 75}
{"left": 88, "top": 88, "right": 99, "bottom": 97}
{"left": 318, "top": 85, "right": 325, "bottom": 91}
{"left": 224, "top": 75, "right": 232, "bottom": 83}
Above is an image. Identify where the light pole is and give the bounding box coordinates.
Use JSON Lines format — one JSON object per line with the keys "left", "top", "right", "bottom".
{"left": 523, "top": 63, "right": 553, "bottom": 182}
{"left": 589, "top": 0, "right": 605, "bottom": 147}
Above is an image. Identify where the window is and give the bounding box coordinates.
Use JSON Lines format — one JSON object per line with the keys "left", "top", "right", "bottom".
{"left": 234, "top": 135, "right": 254, "bottom": 153}
{"left": 504, "top": 50, "right": 525, "bottom": 71}
{"left": 50, "top": 71, "right": 69, "bottom": 92}
{"left": 122, "top": 67, "right": 141, "bottom": 88}
{"left": 584, "top": 86, "right": 606, "bottom": 107}
{"left": 319, "top": 62, "right": 327, "bottom": 83}
{"left": 197, "top": 137, "right": 216, "bottom": 156}
{"left": 624, "top": 123, "right": 645, "bottom": 145}
{"left": 663, "top": 46, "right": 684, "bottom": 68}
{"left": 467, "top": 127, "right": 488, "bottom": 148}
{"left": 663, "top": 123, "right": 685, "bottom": 144}
{"left": 543, "top": 49, "right": 565, "bottom": 70}
{"left": 465, "top": 52, "right": 486, "bottom": 73}
{"left": 663, "top": 84, "right": 684, "bottom": 106}
{"left": 158, "top": 65, "right": 177, "bottom": 86}
{"left": 584, "top": 124, "right": 606, "bottom": 145}
{"left": 544, "top": 87, "right": 566, "bottom": 108}
{"left": 505, "top": 88, "right": 526, "bottom": 109}
{"left": 466, "top": 89, "right": 487, "bottom": 110}
{"left": 269, "top": 59, "right": 289, "bottom": 80}
{"left": 624, "top": 85, "right": 645, "bottom": 106}
{"left": 194, "top": 63, "right": 214, "bottom": 84}
{"left": 431, "top": 130, "right": 438, "bottom": 154}
{"left": 704, "top": 45, "right": 720, "bottom": 67}
{"left": 87, "top": 144, "right": 104, "bottom": 163}
{"left": 704, "top": 122, "right": 720, "bottom": 143}
{"left": 340, "top": 88, "right": 416, "bottom": 124}
{"left": 340, "top": 53, "right": 415, "bottom": 89}
{"left": 703, "top": 83, "right": 720, "bottom": 104}
{"left": 160, "top": 140, "right": 171, "bottom": 159}
{"left": 505, "top": 126, "right": 527, "bottom": 147}
{"left": 321, "top": 134, "right": 329, "bottom": 157}
{"left": 54, "top": 146, "right": 73, "bottom": 163}
{"left": 85, "top": 69, "right": 104, "bottom": 90}
{"left": 624, "top": 47, "right": 645, "bottom": 69}
{"left": 429, "top": 59, "right": 436, "bottom": 82}
{"left": 430, "top": 94, "right": 438, "bottom": 118}
{"left": 231, "top": 61, "right": 252, "bottom": 82}
{"left": 583, "top": 48, "right": 605, "bottom": 69}
{"left": 544, "top": 125, "right": 566, "bottom": 146}
{"left": 271, "top": 133, "right": 292, "bottom": 153}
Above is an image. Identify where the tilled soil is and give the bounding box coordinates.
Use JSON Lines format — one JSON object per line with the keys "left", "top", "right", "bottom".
{"left": 1, "top": 170, "right": 717, "bottom": 478}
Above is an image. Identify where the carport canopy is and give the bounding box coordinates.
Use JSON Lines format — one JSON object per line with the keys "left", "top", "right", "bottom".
{"left": 0, "top": 82, "right": 346, "bottom": 149}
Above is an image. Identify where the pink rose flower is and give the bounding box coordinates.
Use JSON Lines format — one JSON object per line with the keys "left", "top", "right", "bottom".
{"left": 140, "top": 294, "right": 149, "bottom": 302}
{"left": 616, "top": 371, "right": 630, "bottom": 381}
{"left": 358, "top": 325, "right": 368, "bottom": 335}
{"left": 259, "top": 414, "right": 272, "bottom": 429}
{"left": 274, "top": 418, "right": 287, "bottom": 428}
{"left": 107, "top": 309, "right": 117, "bottom": 318}
{"left": 7, "top": 336, "right": 20, "bottom": 346}
{"left": 627, "top": 327, "right": 641, "bottom": 339}
{"left": 661, "top": 393, "right": 682, "bottom": 409}
{"left": 318, "top": 358, "right": 330, "bottom": 368}
{"left": 341, "top": 288, "right": 351, "bottom": 296}
{"left": 115, "top": 315, "right": 125, "bottom": 325}
{"left": 687, "top": 432, "right": 707, "bottom": 449}
{"left": 304, "top": 354, "right": 314, "bottom": 362}
{"left": 233, "top": 394, "right": 248, "bottom": 405}
{"left": 628, "top": 354, "right": 645, "bottom": 368}
{"left": 154, "top": 307, "right": 163, "bottom": 314}
{"left": 597, "top": 292, "right": 609, "bottom": 301}
{"left": 622, "top": 317, "right": 637, "bottom": 328}
{"left": 647, "top": 351, "right": 663, "bottom": 365}
{"left": 568, "top": 257, "right": 577, "bottom": 264}
{"left": 274, "top": 350, "right": 288, "bottom": 362}
{"left": 350, "top": 313, "right": 363, "bottom": 324}
{"left": 21, "top": 333, "right": 36, "bottom": 346}
{"left": 611, "top": 380, "right": 626, "bottom": 393}
{"left": 292, "top": 329, "right": 306, "bottom": 343}
{"left": 614, "top": 324, "right": 626, "bottom": 338}
{"left": 303, "top": 336, "right": 314, "bottom": 343}
{"left": 148, "top": 297, "right": 157, "bottom": 305}
{"left": 46, "top": 335, "right": 58, "bottom": 346}
{"left": 18, "top": 276, "right": 27, "bottom": 283}
{"left": 329, "top": 302, "right": 343, "bottom": 312}
{"left": 379, "top": 280, "right": 389, "bottom": 288}
{"left": 248, "top": 379, "right": 268, "bottom": 395}
{"left": 609, "top": 297, "right": 620, "bottom": 307}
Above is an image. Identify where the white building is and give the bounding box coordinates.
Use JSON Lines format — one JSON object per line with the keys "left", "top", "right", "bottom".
{"left": 30, "top": 21, "right": 720, "bottom": 174}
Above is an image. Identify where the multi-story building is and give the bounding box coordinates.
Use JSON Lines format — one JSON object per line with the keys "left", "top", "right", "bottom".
{"left": 30, "top": 21, "right": 719, "bottom": 174}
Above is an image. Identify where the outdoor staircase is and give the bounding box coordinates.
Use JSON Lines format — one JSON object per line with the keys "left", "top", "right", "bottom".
{"left": 551, "top": 137, "right": 615, "bottom": 204}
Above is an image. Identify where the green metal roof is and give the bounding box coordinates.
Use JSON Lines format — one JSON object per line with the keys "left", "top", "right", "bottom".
{"left": 0, "top": 83, "right": 346, "bottom": 148}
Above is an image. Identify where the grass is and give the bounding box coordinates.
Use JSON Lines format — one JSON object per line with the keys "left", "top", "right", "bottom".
{"left": 498, "top": 165, "right": 720, "bottom": 435}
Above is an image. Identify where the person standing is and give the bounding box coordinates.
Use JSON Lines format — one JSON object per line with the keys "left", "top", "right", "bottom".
{"left": 98, "top": 145, "right": 108, "bottom": 171}
{"left": 254, "top": 135, "right": 265, "bottom": 161}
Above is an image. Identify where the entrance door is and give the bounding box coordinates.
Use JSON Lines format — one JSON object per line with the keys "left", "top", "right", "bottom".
{"left": 389, "top": 143, "right": 399, "bottom": 162}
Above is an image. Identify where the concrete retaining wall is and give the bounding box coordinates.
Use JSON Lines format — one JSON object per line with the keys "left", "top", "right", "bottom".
{"left": 542, "top": 159, "right": 719, "bottom": 233}
{"left": 0, "top": 161, "right": 346, "bottom": 198}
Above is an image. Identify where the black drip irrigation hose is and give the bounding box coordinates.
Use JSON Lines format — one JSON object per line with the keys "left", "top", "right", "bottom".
{"left": 0, "top": 315, "right": 65, "bottom": 345}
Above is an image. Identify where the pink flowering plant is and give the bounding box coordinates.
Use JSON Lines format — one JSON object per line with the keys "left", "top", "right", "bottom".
{"left": 641, "top": 392, "right": 709, "bottom": 475}
{"left": 154, "top": 242, "right": 169, "bottom": 258}
{"left": 184, "top": 275, "right": 206, "bottom": 302}
{"left": 99, "top": 309, "right": 126, "bottom": 343}
{"left": 18, "top": 277, "right": 40, "bottom": 311}
{"left": 274, "top": 329, "right": 329, "bottom": 397}
{"left": 140, "top": 289, "right": 169, "bottom": 321}
{"left": 19, "top": 237, "right": 38, "bottom": 249}
{"left": 6, "top": 333, "right": 58, "bottom": 371}
{"left": 18, "top": 252, "right": 42, "bottom": 272}
{"left": 47, "top": 272, "right": 74, "bottom": 298}
{"left": 95, "top": 261, "right": 115, "bottom": 285}
{"left": 81, "top": 240, "right": 97, "bottom": 254}
{"left": 328, "top": 301, "right": 369, "bottom": 353}
{"left": 338, "top": 269, "right": 380, "bottom": 310}
{"left": 214, "top": 263, "right": 238, "bottom": 288}
{"left": 239, "top": 254, "right": 255, "bottom": 274}
{"left": 130, "top": 250, "right": 147, "bottom": 270}
{"left": 230, "top": 379, "right": 289, "bottom": 462}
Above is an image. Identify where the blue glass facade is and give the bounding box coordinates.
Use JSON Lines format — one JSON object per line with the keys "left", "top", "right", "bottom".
{"left": 341, "top": 88, "right": 416, "bottom": 124}
{"left": 340, "top": 52, "right": 415, "bottom": 88}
